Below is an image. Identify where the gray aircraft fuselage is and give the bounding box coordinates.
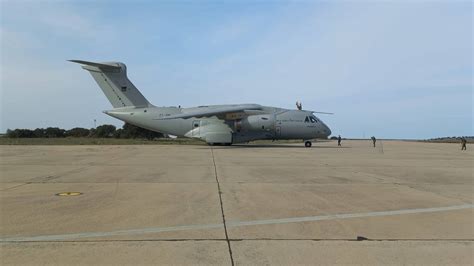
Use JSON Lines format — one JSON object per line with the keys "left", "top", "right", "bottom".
{"left": 105, "top": 105, "right": 331, "bottom": 144}
{"left": 71, "top": 60, "right": 331, "bottom": 146}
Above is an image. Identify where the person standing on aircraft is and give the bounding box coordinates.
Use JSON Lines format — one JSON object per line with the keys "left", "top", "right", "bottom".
{"left": 371, "top": 136, "right": 376, "bottom": 147}
{"left": 461, "top": 137, "right": 467, "bottom": 150}
{"left": 296, "top": 101, "right": 302, "bottom": 110}
{"left": 338, "top": 135, "right": 342, "bottom": 146}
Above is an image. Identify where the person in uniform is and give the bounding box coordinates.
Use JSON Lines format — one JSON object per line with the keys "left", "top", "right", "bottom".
{"left": 338, "top": 135, "right": 342, "bottom": 146}
{"left": 371, "top": 136, "right": 376, "bottom": 147}
{"left": 296, "top": 101, "right": 302, "bottom": 110}
{"left": 461, "top": 137, "right": 467, "bottom": 150}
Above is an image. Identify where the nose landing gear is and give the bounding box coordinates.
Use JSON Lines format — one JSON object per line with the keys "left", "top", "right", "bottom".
{"left": 304, "top": 141, "right": 312, "bottom": 148}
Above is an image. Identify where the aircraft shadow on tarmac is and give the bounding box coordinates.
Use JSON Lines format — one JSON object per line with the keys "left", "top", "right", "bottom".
{"left": 208, "top": 144, "right": 352, "bottom": 149}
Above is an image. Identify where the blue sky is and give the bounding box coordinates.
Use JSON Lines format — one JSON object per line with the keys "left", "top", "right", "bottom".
{"left": 1, "top": 0, "right": 472, "bottom": 139}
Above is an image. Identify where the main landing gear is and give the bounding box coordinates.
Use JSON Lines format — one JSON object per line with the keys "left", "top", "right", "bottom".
{"left": 304, "top": 141, "right": 312, "bottom": 148}
{"left": 208, "top": 143, "right": 232, "bottom": 146}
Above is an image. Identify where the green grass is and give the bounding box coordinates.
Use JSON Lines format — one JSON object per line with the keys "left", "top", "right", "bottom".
{"left": 0, "top": 137, "right": 205, "bottom": 145}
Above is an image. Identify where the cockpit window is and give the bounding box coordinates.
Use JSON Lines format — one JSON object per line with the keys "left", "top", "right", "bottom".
{"left": 309, "top": 116, "right": 318, "bottom": 123}
{"left": 305, "top": 116, "right": 310, "bottom": 123}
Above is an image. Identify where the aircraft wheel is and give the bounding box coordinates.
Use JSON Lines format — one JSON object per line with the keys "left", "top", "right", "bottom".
{"left": 305, "top": 141, "right": 312, "bottom": 148}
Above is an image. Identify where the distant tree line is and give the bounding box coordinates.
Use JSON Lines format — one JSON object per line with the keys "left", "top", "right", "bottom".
{"left": 5, "top": 123, "right": 165, "bottom": 140}
{"left": 424, "top": 136, "right": 473, "bottom": 143}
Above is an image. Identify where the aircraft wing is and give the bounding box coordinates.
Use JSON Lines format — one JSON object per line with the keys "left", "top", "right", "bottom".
{"left": 155, "top": 104, "right": 263, "bottom": 120}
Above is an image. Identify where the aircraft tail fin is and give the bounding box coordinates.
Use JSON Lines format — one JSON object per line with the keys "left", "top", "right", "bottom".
{"left": 69, "top": 60, "right": 151, "bottom": 108}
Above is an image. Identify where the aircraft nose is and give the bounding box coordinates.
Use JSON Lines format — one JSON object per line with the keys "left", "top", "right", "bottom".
{"left": 324, "top": 125, "right": 331, "bottom": 137}
{"left": 315, "top": 123, "right": 331, "bottom": 138}
{"left": 320, "top": 123, "right": 331, "bottom": 138}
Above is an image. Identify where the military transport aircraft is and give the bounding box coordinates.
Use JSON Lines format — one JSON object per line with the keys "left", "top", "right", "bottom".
{"left": 70, "top": 60, "right": 332, "bottom": 147}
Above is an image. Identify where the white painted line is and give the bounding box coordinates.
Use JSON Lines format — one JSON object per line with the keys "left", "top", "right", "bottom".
{"left": 227, "top": 204, "right": 474, "bottom": 227}
{"left": 1, "top": 204, "right": 472, "bottom": 242}
{"left": 0, "top": 223, "right": 223, "bottom": 242}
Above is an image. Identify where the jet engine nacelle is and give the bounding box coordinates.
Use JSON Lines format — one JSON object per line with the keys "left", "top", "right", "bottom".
{"left": 236, "top": 114, "right": 275, "bottom": 131}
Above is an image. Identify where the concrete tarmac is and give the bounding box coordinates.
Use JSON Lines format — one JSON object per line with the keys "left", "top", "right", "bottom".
{"left": 1, "top": 140, "right": 473, "bottom": 265}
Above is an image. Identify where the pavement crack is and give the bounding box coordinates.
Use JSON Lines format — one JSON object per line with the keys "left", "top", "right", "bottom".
{"left": 0, "top": 182, "right": 32, "bottom": 191}
{"left": 113, "top": 178, "right": 120, "bottom": 199}
{"left": 210, "top": 147, "right": 234, "bottom": 266}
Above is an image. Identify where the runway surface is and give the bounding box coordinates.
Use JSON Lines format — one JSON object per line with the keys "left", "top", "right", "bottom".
{"left": 1, "top": 140, "right": 473, "bottom": 265}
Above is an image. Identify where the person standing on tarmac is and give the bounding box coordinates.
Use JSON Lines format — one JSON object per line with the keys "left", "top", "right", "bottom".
{"left": 461, "top": 137, "right": 467, "bottom": 150}
{"left": 371, "top": 136, "right": 376, "bottom": 147}
{"left": 338, "top": 135, "right": 342, "bottom": 146}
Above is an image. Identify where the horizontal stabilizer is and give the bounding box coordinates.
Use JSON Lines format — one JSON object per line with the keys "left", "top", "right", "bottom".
{"left": 68, "top": 60, "right": 121, "bottom": 70}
